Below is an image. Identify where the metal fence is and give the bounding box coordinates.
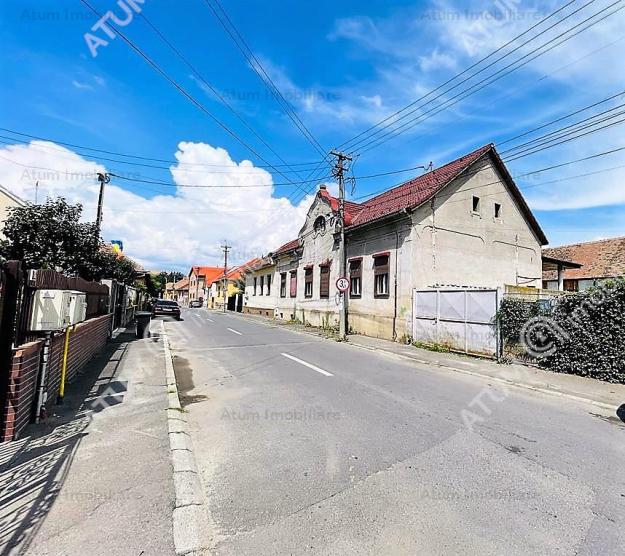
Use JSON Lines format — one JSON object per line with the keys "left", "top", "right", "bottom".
{"left": 412, "top": 288, "right": 500, "bottom": 357}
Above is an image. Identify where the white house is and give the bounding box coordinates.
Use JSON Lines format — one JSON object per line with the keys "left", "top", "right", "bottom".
{"left": 0, "top": 184, "right": 26, "bottom": 239}
{"left": 244, "top": 144, "right": 547, "bottom": 340}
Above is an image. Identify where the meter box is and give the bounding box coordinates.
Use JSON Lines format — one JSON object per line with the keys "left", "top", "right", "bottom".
{"left": 29, "top": 290, "right": 88, "bottom": 331}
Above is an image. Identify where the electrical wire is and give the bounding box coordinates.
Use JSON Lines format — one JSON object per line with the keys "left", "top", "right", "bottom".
{"left": 353, "top": 0, "right": 624, "bottom": 154}
{"left": 201, "top": 0, "right": 328, "bottom": 162}
{"left": 78, "top": 0, "right": 324, "bottom": 197}
{"left": 337, "top": 0, "right": 581, "bottom": 151}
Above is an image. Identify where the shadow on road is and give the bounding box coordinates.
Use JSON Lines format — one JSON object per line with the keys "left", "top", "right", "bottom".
{"left": 0, "top": 331, "right": 136, "bottom": 554}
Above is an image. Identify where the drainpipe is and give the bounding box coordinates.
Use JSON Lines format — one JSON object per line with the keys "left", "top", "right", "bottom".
{"left": 35, "top": 332, "right": 52, "bottom": 423}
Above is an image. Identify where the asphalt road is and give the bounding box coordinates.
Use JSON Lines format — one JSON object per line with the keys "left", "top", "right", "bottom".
{"left": 164, "top": 307, "right": 625, "bottom": 556}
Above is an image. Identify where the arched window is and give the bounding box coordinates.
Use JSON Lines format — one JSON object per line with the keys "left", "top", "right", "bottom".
{"left": 313, "top": 215, "right": 326, "bottom": 233}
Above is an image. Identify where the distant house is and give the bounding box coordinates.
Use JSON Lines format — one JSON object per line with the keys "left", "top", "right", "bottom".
{"left": 244, "top": 144, "right": 548, "bottom": 340}
{"left": 211, "top": 258, "right": 262, "bottom": 310}
{"left": 173, "top": 277, "right": 189, "bottom": 304}
{"left": 188, "top": 266, "right": 223, "bottom": 303}
{"left": 0, "top": 184, "right": 26, "bottom": 239}
{"left": 543, "top": 237, "right": 625, "bottom": 291}
{"left": 242, "top": 257, "right": 275, "bottom": 317}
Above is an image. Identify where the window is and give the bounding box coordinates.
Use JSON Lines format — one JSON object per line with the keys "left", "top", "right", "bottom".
{"left": 289, "top": 270, "right": 297, "bottom": 298}
{"left": 280, "top": 273, "right": 287, "bottom": 297}
{"left": 253, "top": 277, "right": 257, "bottom": 296}
{"left": 319, "top": 265, "right": 330, "bottom": 298}
{"left": 266, "top": 274, "right": 271, "bottom": 296}
{"left": 472, "top": 196, "right": 480, "bottom": 214}
{"left": 349, "top": 259, "right": 362, "bottom": 298}
{"left": 304, "top": 267, "right": 313, "bottom": 298}
{"left": 373, "top": 254, "right": 390, "bottom": 298}
{"left": 313, "top": 215, "right": 326, "bottom": 234}
{"left": 494, "top": 202, "right": 502, "bottom": 218}
{"left": 259, "top": 275, "right": 264, "bottom": 296}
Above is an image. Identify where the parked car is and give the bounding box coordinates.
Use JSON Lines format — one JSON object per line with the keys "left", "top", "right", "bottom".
{"left": 189, "top": 300, "right": 203, "bottom": 308}
{"left": 152, "top": 300, "right": 181, "bottom": 320}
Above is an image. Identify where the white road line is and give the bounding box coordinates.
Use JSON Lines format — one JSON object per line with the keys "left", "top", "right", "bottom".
{"left": 227, "top": 327, "right": 243, "bottom": 335}
{"left": 281, "top": 353, "right": 334, "bottom": 377}
{"left": 206, "top": 318, "right": 214, "bottom": 323}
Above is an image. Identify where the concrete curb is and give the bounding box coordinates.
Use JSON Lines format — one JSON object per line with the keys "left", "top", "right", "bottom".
{"left": 225, "top": 309, "right": 618, "bottom": 413}
{"left": 161, "top": 321, "right": 212, "bottom": 556}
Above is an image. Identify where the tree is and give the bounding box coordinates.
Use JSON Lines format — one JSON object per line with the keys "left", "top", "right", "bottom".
{"left": 0, "top": 198, "right": 136, "bottom": 282}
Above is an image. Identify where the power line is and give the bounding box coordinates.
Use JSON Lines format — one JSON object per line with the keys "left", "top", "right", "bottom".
{"left": 202, "top": 0, "right": 328, "bottom": 161}
{"left": 351, "top": 145, "right": 625, "bottom": 203}
{"left": 78, "top": 0, "right": 324, "bottom": 196}
{"left": 137, "top": 9, "right": 314, "bottom": 194}
{"left": 337, "top": 0, "right": 581, "bottom": 151}
{"left": 0, "top": 127, "right": 323, "bottom": 168}
{"left": 0, "top": 135, "right": 320, "bottom": 176}
{"left": 352, "top": 0, "right": 624, "bottom": 154}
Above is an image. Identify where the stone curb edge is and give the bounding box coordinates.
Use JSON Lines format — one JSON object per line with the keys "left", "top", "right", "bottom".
{"left": 161, "top": 321, "right": 212, "bottom": 556}
{"left": 221, "top": 309, "right": 617, "bottom": 413}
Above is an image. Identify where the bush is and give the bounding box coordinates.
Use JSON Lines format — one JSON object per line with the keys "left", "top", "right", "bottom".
{"left": 540, "top": 280, "right": 625, "bottom": 383}
{"left": 497, "top": 281, "right": 625, "bottom": 384}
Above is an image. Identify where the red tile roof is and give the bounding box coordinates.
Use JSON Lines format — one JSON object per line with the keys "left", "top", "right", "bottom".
{"left": 272, "top": 238, "right": 300, "bottom": 256}
{"left": 543, "top": 237, "right": 625, "bottom": 281}
{"left": 349, "top": 144, "right": 490, "bottom": 227}
{"left": 173, "top": 277, "right": 189, "bottom": 291}
{"left": 269, "top": 144, "right": 547, "bottom": 256}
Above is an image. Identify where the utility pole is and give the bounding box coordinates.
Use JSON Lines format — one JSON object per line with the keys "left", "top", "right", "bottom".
{"left": 96, "top": 172, "right": 110, "bottom": 237}
{"left": 221, "top": 242, "right": 231, "bottom": 313}
{"left": 330, "top": 150, "right": 352, "bottom": 341}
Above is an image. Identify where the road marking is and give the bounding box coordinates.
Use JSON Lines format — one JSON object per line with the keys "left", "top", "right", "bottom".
{"left": 227, "top": 327, "right": 242, "bottom": 335}
{"left": 206, "top": 318, "right": 214, "bottom": 323}
{"left": 281, "top": 353, "right": 334, "bottom": 377}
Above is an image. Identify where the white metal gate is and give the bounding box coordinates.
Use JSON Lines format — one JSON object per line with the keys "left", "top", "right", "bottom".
{"left": 412, "top": 289, "right": 499, "bottom": 357}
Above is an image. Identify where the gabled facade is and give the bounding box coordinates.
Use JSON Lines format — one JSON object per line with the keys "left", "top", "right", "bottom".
{"left": 188, "top": 266, "right": 223, "bottom": 303}
{"left": 244, "top": 144, "right": 547, "bottom": 340}
{"left": 172, "top": 277, "right": 189, "bottom": 304}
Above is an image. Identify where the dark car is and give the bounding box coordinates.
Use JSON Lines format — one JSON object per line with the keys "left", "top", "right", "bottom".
{"left": 189, "top": 300, "right": 203, "bottom": 308}
{"left": 152, "top": 300, "right": 181, "bottom": 320}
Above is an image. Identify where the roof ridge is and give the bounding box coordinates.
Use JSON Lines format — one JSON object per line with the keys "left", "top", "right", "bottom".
{"left": 544, "top": 236, "right": 625, "bottom": 249}
{"left": 361, "top": 143, "right": 493, "bottom": 207}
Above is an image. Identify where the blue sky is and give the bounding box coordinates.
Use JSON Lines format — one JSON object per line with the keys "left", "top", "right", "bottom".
{"left": 1, "top": 0, "right": 624, "bottom": 269}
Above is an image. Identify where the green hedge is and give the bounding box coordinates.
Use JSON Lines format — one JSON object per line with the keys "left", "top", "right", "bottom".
{"left": 497, "top": 280, "right": 625, "bottom": 384}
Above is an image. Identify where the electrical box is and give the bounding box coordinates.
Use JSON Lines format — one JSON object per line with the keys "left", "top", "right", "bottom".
{"left": 29, "top": 290, "right": 88, "bottom": 331}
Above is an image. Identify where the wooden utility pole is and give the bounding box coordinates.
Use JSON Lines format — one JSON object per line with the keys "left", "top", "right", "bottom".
{"left": 330, "top": 150, "right": 352, "bottom": 341}
{"left": 221, "top": 242, "right": 231, "bottom": 313}
{"left": 96, "top": 172, "right": 110, "bottom": 236}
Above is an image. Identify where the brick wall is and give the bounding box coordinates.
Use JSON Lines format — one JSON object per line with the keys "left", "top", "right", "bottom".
{"left": 1, "top": 314, "right": 113, "bottom": 442}
{"left": 1, "top": 342, "right": 42, "bottom": 442}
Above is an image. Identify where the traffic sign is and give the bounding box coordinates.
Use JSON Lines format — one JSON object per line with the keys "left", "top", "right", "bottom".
{"left": 336, "top": 277, "right": 350, "bottom": 292}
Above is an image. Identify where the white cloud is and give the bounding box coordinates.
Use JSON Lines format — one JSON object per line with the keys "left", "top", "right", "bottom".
{"left": 71, "top": 79, "right": 94, "bottom": 91}
{"left": 0, "top": 141, "right": 319, "bottom": 271}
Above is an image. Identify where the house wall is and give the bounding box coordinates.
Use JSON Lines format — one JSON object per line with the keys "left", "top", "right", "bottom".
{"left": 0, "top": 188, "right": 24, "bottom": 240}
{"left": 411, "top": 157, "right": 543, "bottom": 291}
{"left": 280, "top": 200, "right": 340, "bottom": 328}
{"left": 243, "top": 265, "right": 276, "bottom": 316}
{"left": 346, "top": 218, "right": 412, "bottom": 340}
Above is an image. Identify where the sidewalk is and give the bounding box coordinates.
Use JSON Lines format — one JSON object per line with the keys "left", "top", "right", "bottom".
{"left": 0, "top": 328, "right": 175, "bottom": 555}
{"left": 224, "top": 309, "right": 625, "bottom": 412}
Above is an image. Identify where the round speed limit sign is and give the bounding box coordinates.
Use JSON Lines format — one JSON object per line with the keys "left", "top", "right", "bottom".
{"left": 336, "top": 277, "right": 350, "bottom": 292}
